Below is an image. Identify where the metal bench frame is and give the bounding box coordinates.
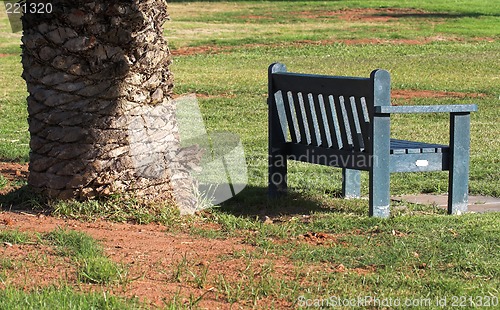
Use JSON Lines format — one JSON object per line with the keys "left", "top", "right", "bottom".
{"left": 267, "top": 62, "right": 477, "bottom": 217}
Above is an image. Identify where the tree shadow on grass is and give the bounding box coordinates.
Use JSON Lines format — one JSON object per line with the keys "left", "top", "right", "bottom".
{"left": 0, "top": 185, "right": 46, "bottom": 212}
{"left": 0, "top": 184, "right": 370, "bottom": 220}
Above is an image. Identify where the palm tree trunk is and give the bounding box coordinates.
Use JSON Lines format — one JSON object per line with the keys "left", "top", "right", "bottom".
{"left": 21, "top": 0, "right": 196, "bottom": 211}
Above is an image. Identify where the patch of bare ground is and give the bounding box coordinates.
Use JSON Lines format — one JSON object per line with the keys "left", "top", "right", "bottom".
{"left": 297, "top": 7, "right": 453, "bottom": 22}
{"left": 0, "top": 211, "right": 296, "bottom": 308}
{"left": 0, "top": 162, "right": 28, "bottom": 181}
{"left": 335, "top": 8, "right": 429, "bottom": 22}
{"left": 297, "top": 231, "right": 342, "bottom": 246}
{"left": 392, "top": 89, "right": 486, "bottom": 100}
{"left": 170, "top": 7, "right": 495, "bottom": 57}
{"left": 171, "top": 45, "right": 224, "bottom": 56}
{"left": 242, "top": 7, "right": 476, "bottom": 23}
{"left": 291, "top": 230, "right": 386, "bottom": 276}
{"left": 0, "top": 162, "right": 28, "bottom": 195}
{"left": 0, "top": 243, "right": 76, "bottom": 290}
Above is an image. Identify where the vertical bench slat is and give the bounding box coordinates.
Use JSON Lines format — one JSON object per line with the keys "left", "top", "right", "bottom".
{"left": 273, "top": 90, "right": 290, "bottom": 142}
{"left": 337, "top": 96, "right": 354, "bottom": 150}
{"left": 296, "top": 92, "right": 312, "bottom": 145}
{"left": 317, "top": 94, "right": 333, "bottom": 147}
{"left": 326, "top": 95, "right": 343, "bottom": 149}
{"left": 289, "top": 92, "right": 309, "bottom": 145}
{"left": 285, "top": 91, "right": 301, "bottom": 143}
{"left": 358, "top": 97, "right": 372, "bottom": 150}
{"left": 308, "top": 93, "right": 325, "bottom": 146}
{"left": 303, "top": 93, "right": 319, "bottom": 146}
{"left": 279, "top": 91, "right": 298, "bottom": 143}
{"left": 347, "top": 96, "right": 365, "bottom": 151}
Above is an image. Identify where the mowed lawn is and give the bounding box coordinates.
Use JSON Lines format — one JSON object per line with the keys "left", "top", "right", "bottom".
{"left": 1, "top": 1, "right": 499, "bottom": 309}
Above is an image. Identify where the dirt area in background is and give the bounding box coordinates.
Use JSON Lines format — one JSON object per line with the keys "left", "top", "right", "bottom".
{"left": 392, "top": 89, "right": 486, "bottom": 100}
{"left": 298, "top": 7, "right": 430, "bottom": 22}
{"left": 171, "top": 7, "right": 495, "bottom": 57}
{"left": 169, "top": 37, "right": 437, "bottom": 56}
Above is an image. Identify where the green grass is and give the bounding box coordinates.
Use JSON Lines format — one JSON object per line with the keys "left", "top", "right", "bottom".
{"left": 1, "top": 228, "right": 126, "bottom": 285}
{"left": 0, "top": 286, "right": 142, "bottom": 310}
{"left": 50, "top": 195, "right": 183, "bottom": 227}
{"left": 0, "top": 229, "right": 31, "bottom": 244}
{"left": 0, "top": 228, "right": 138, "bottom": 309}
{"left": 166, "top": 0, "right": 499, "bottom": 49}
{"left": 192, "top": 209, "right": 499, "bottom": 306}
{"left": 0, "top": 2, "right": 498, "bottom": 196}
{"left": 0, "top": 228, "right": 127, "bottom": 286}
{"left": 44, "top": 228, "right": 126, "bottom": 285}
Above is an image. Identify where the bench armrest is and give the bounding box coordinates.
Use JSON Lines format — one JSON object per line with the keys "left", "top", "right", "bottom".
{"left": 374, "top": 104, "right": 477, "bottom": 114}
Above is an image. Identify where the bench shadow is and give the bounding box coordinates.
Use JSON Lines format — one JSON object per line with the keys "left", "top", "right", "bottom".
{"left": 214, "top": 185, "right": 345, "bottom": 218}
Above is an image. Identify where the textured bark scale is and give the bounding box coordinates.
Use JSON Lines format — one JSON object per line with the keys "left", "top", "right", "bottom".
{"left": 22, "top": 0, "right": 196, "bottom": 210}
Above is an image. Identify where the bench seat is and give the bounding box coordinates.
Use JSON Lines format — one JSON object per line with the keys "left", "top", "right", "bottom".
{"left": 390, "top": 139, "right": 447, "bottom": 155}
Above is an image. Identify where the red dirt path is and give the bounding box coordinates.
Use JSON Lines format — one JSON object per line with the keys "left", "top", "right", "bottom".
{"left": 0, "top": 211, "right": 296, "bottom": 308}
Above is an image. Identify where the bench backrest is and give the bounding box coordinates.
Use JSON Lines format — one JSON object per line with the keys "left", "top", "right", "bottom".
{"left": 268, "top": 63, "right": 391, "bottom": 153}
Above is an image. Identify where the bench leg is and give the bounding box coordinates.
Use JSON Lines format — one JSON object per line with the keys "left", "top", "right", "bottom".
{"left": 370, "top": 109, "right": 391, "bottom": 218}
{"left": 268, "top": 151, "right": 287, "bottom": 197}
{"left": 369, "top": 165, "right": 390, "bottom": 218}
{"left": 342, "top": 168, "right": 360, "bottom": 198}
{"left": 448, "top": 112, "right": 471, "bottom": 214}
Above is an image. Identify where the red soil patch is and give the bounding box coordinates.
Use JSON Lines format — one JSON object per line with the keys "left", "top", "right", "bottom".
{"left": 169, "top": 38, "right": 434, "bottom": 57}
{"left": 0, "top": 162, "right": 28, "bottom": 181}
{"left": 170, "top": 45, "right": 223, "bottom": 56}
{"left": 0, "top": 211, "right": 296, "bottom": 308}
{"left": 392, "top": 89, "right": 486, "bottom": 100}
{"left": 0, "top": 53, "right": 20, "bottom": 58}
{"left": 297, "top": 8, "right": 433, "bottom": 22}
{"left": 335, "top": 8, "right": 428, "bottom": 22}
{"left": 0, "top": 160, "right": 385, "bottom": 306}
{"left": 0, "top": 242, "right": 76, "bottom": 289}
{"left": 298, "top": 231, "right": 339, "bottom": 245}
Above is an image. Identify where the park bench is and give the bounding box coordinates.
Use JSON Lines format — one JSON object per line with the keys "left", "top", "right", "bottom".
{"left": 267, "top": 62, "right": 477, "bottom": 217}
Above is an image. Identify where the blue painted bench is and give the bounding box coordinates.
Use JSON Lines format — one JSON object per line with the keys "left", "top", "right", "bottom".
{"left": 267, "top": 63, "right": 477, "bottom": 217}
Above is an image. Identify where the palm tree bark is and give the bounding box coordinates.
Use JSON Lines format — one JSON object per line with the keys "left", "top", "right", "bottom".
{"left": 21, "top": 0, "right": 196, "bottom": 211}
